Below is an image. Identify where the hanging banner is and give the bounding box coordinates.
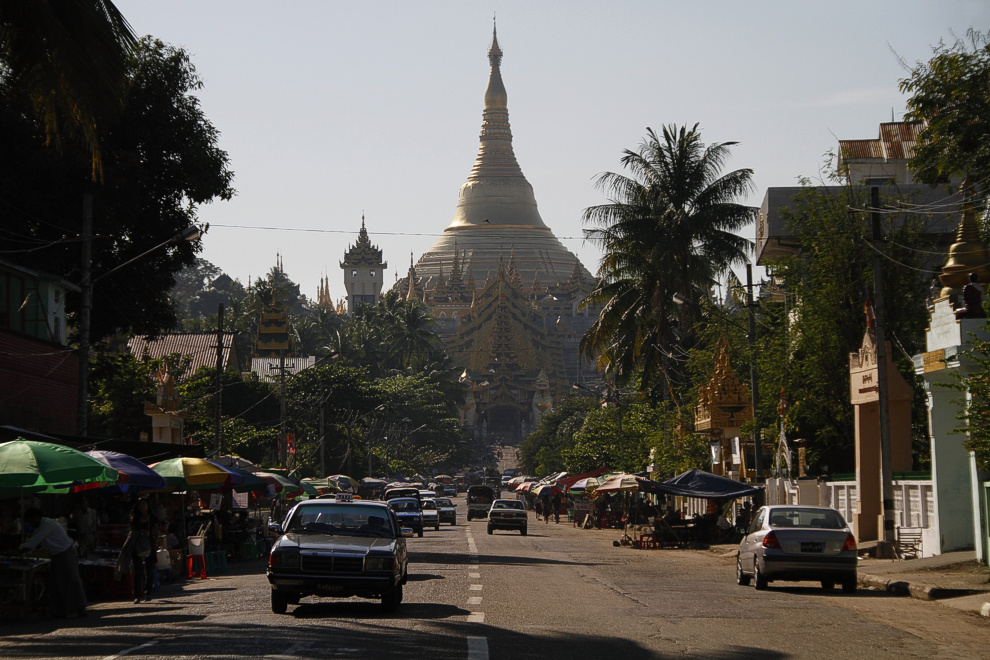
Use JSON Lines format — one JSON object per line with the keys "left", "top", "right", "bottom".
{"left": 731, "top": 437, "right": 742, "bottom": 465}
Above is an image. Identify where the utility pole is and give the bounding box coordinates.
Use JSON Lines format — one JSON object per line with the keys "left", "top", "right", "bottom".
{"left": 746, "top": 264, "right": 763, "bottom": 485}
{"left": 214, "top": 303, "right": 224, "bottom": 455}
{"left": 77, "top": 192, "right": 93, "bottom": 435}
{"left": 319, "top": 385, "right": 326, "bottom": 478}
{"left": 871, "top": 186, "right": 896, "bottom": 555}
{"left": 279, "top": 351, "right": 287, "bottom": 466}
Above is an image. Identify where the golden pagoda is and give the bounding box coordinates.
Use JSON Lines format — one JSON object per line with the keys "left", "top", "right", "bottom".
{"left": 390, "top": 25, "right": 602, "bottom": 440}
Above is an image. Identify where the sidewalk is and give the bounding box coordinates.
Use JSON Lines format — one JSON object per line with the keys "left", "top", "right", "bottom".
{"left": 708, "top": 544, "right": 990, "bottom": 617}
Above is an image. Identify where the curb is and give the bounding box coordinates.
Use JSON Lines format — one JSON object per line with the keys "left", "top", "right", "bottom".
{"left": 860, "top": 573, "right": 990, "bottom": 616}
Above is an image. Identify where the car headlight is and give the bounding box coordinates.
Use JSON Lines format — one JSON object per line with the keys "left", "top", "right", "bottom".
{"left": 365, "top": 556, "right": 396, "bottom": 571}
{"left": 269, "top": 551, "right": 300, "bottom": 569}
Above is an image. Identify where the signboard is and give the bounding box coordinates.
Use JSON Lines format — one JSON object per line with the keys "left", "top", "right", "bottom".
{"left": 209, "top": 493, "right": 223, "bottom": 510}
{"left": 731, "top": 436, "right": 742, "bottom": 465}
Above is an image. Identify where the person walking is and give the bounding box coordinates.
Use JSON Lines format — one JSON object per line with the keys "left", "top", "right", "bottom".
{"left": 540, "top": 489, "right": 552, "bottom": 524}
{"left": 551, "top": 492, "right": 562, "bottom": 524}
{"left": 19, "top": 508, "right": 88, "bottom": 618}
{"left": 116, "top": 500, "right": 160, "bottom": 604}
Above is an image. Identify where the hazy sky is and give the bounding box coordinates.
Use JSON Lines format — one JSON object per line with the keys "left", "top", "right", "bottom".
{"left": 115, "top": 1, "right": 988, "bottom": 301}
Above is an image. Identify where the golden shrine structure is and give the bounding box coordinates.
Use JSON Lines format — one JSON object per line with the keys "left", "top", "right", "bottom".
{"left": 695, "top": 336, "right": 753, "bottom": 478}
{"left": 391, "top": 25, "right": 601, "bottom": 442}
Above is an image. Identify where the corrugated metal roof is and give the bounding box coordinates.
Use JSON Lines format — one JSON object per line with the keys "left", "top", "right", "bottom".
{"left": 838, "top": 121, "right": 922, "bottom": 163}
{"left": 127, "top": 332, "right": 238, "bottom": 380}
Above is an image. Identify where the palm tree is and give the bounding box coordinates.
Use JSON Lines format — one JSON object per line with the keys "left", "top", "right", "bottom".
{"left": 0, "top": 0, "right": 137, "bottom": 179}
{"left": 580, "top": 124, "right": 756, "bottom": 401}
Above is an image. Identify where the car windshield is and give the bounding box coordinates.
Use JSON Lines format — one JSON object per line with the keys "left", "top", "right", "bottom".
{"left": 389, "top": 500, "right": 420, "bottom": 512}
{"left": 286, "top": 504, "right": 395, "bottom": 537}
{"left": 768, "top": 508, "right": 846, "bottom": 529}
{"left": 421, "top": 501, "right": 436, "bottom": 510}
{"left": 492, "top": 500, "right": 524, "bottom": 510}
{"left": 435, "top": 499, "right": 452, "bottom": 507}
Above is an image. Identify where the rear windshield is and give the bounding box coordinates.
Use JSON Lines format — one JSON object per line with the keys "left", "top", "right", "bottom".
{"left": 492, "top": 500, "right": 524, "bottom": 510}
{"left": 388, "top": 500, "right": 421, "bottom": 512}
{"left": 468, "top": 488, "right": 495, "bottom": 504}
{"left": 768, "top": 508, "right": 846, "bottom": 529}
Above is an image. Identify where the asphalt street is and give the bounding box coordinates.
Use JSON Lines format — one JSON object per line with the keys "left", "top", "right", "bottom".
{"left": 2, "top": 495, "right": 989, "bottom": 659}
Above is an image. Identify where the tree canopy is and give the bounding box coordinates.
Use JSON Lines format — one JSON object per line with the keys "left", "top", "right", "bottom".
{"left": 900, "top": 29, "right": 990, "bottom": 194}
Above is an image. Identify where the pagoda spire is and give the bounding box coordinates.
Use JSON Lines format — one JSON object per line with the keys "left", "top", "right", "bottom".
{"left": 446, "top": 23, "right": 547, "bottom": 230}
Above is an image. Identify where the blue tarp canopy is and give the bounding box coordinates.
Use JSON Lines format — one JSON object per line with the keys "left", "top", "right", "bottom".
{"left": 655, "top": 469, "right": 760, "bottom": 500}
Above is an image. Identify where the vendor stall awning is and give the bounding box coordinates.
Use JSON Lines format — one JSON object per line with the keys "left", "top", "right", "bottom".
{"left": 655, "top": 469, "right": 760, "bottom": 500}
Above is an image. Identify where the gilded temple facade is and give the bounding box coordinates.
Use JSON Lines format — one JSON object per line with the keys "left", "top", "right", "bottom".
{"left": 392, "top": 26, "right": 601, "bottom": 442}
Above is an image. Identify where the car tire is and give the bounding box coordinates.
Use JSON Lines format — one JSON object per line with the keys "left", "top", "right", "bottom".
{"left": 841, "top": 578, "right": 857, "bottom": 594}
{"left": 821, "top": 580, "right": 835, "bottom": 590}
{"left": 754, "top": 561, "right": 768, "bottom": 591}
{"left": 520, "top": 527, "right": 527, "bottom": 536}
{"left": 271, "top": 589, "right": 288, "bottom": 614}
{"left": 487, "top": 525, "right": 493, "bottom": 535}
{"left": 417, "top": 528, "right": 423, "bottom": 538}
{"left": 466, "top": 513, "right": 472, "bottom": 521}
{"left": 435, "top": 522, "right": 440, "bottom": 531}
{"left": 736, "top": 556, "right": 751, "bottom": 586}
{"left": 381, "top": 585, "right": 402, "bottom": 613}
{"left": 451, "top": 519, "right": 456, "bottom": 526}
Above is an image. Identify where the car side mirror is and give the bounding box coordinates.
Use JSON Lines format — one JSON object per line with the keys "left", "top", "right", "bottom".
{"left": 268, "top": 522, "right": 283, "bottom": 535}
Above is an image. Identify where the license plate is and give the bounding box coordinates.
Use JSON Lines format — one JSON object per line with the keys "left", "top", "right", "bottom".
{"left": 316, "top": 583, "right": 345, "bottom": 596}
{"left": 801, "top": 542, "right": 823, "bottom": 553}
{"left": 501, "top": 513, "right": 514, "bottom": 518}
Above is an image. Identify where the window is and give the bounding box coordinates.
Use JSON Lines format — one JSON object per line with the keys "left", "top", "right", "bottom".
{"left": 370, "top": 270, "right": 376, "bottom": 278}
{"left": 352, "top": 270, "right": 357, "bottom": 277}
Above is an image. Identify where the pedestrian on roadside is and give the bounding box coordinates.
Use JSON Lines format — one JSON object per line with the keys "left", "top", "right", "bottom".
{"left": 116, "top": 499, "right": 160, "bottom": 604}
{"left": 551, "top": 492, "right": 562, "bottom": 524}
{"left": 540, "top": 489, "right": 552, "bottom": 524}
{"left": 19, "top": 508, "right": 88, "bottom": 619}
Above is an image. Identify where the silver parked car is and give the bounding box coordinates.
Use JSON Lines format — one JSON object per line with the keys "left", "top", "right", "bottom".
{"left": 736, "top": 505, "right": 858, "bottom": 593}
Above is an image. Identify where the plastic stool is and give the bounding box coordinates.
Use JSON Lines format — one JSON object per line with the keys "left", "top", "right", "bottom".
{"left": 638, "top": 533, "right": 658, "bottom": 549}
{"left": 186, "top": 554, "right": 208, "bottom": 578}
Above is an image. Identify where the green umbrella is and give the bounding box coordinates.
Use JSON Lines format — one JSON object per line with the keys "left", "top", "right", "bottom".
{"left": 0, "top": 439, "right": 119, "bottom": 491}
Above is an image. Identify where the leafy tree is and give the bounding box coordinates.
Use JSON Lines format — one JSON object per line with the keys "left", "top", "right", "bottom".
{"left": 1, "top": 36, "right": 234, "bottom": 340}
{"left": 518, "top": 396, "right": 598, "bottom": 475}
{"left": 953, "top": 336, "right": 990, "bottom": 471}
{"left": 0, "top": 0, "right": 137, "bottom": 178}
{"left": 900, "top": 29, "right": 990, "bottom": 196}
{"left": 763, "top": 183, "right": 931, "bottom": 474}
{"left": 580, "top": 124, "right": 756, "bottom": 401}
{"left": 88, "top": 350, "right": 156, "bottom": 440}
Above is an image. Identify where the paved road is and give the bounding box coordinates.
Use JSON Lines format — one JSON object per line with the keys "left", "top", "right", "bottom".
{"left": 3, "top": 497, "right": 989, "bottom": 659}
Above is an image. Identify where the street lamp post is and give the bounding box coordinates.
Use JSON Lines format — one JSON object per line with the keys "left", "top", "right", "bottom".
{"left": 77, "top": 223, "right": 203, "bottom": 435}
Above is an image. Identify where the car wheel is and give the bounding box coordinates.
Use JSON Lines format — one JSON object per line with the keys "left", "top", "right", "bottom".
{"left": 841, "top": 578, "right": 857, "bottom": 594}
{"left": 466, "top": 513, "right": 472, "bottom": 521}
{"left": 487, "top": 525, "right": 493, "bottom": 535}
{"left": 435, "top": 522, "right": 440, "bottom": 531}
{"left": 381, "top": 584, "right": 402, "bottom": 613}
{"left": 271, "top": 589, "right": 288, "bottom": 614}
{"left": 451, "top": 519, "right": 456, "bottom": 526}
{"left": 754, "top": 561, "right": 768, "bottom": 591}
{"left": 821, "top": 580, "right": 835, "bottom": 590}
{"left": 520, "top": 527, "right": 527, "bottom": 536}
{"left": 417, "top": 528, "right": 423, "bottom": 538}
{"left": 287, "top": 593, "right": 301, "bottom": 605}
{"left": 736, "top": 556, "right": 751, "bottom": 586}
